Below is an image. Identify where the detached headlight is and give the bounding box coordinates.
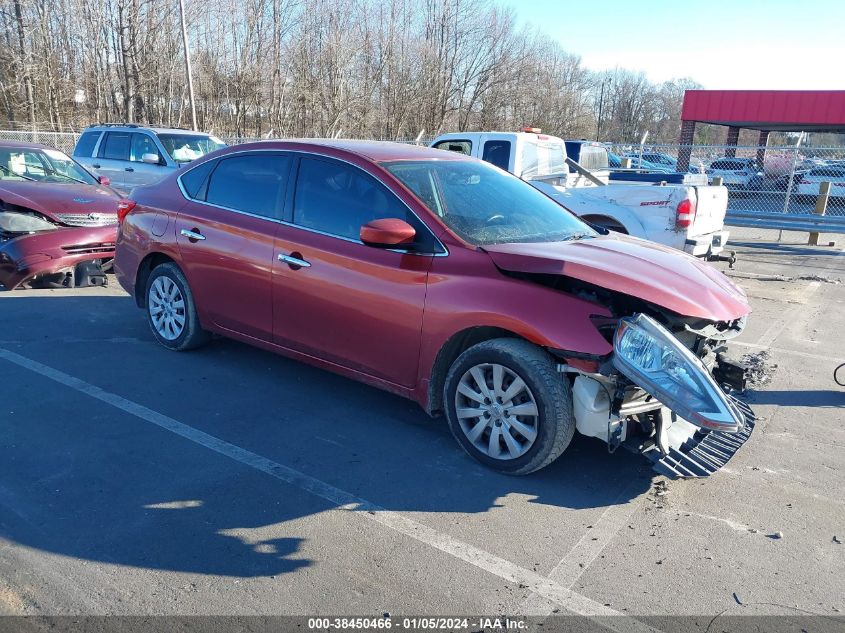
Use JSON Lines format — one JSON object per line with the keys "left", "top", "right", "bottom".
{"left": 613, "top": 313, "right": 743, "bottom": 433}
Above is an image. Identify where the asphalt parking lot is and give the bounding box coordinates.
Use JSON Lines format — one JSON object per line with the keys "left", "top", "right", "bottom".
{"left": 1, "top": 228, "right": 843, "bottom": 624}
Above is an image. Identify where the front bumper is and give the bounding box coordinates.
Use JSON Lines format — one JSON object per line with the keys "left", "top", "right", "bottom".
{"left": 639, "top": 395, "right": 756, "bottom": 478}
{"left": 0, "top": 225, "right": 117, "bottom": 289}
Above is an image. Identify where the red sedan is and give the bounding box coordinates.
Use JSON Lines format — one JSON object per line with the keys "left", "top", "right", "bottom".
{"left": 0, "top": 141, "right": 123, "bottom": 289}
{"left": 115, "top": 140, "right": 755, "bottom": 477}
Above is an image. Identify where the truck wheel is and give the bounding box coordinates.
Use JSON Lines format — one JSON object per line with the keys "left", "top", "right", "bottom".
{"left": 443, "top": 338, "right": 575, "bottom": 474}
{"left": 582, "top": 215, "right": 628, "bottom": 234}
{"left": 145, "top": 262, "right": 210, "bottom": 351}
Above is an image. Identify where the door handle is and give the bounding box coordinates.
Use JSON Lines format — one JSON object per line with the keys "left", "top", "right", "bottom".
{"left": 93, "top": 163, "right": 101, "bottom": 168}
{"left": 180, "top": 228, "right": 206, "bottom": 242}
{"left": 125, "top": 167, "right": 134, "bottom": 172}
{"left": 277, "top": 253, "right": 310, "bottom": 268}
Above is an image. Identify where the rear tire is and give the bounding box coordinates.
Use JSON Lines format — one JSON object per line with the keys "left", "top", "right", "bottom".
{"left": 145, "top": 262, "right": 210, "bottom": 351}
{"left": 443, "top": 338, "right": 575, "bottom": 475}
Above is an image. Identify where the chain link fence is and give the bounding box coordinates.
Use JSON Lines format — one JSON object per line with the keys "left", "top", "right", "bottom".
{"left": 0, "top": 130, "right": 430, "bottom": 154}
{"left": 3, "top": 129, "right": 843, "bottom": 221}
{"left": 608, "top": 142, "right": 845, "bottom": 217}
{"left": 0, "top": 129, "right": 80, "bottom": 154}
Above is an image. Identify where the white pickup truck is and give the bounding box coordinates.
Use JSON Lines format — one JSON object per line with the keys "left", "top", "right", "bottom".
{"left": 430, "top": 131, "right": 732, "bottom": 261}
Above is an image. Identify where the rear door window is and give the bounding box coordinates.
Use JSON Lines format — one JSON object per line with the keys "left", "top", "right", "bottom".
{"left": 180, "top": 160, "right": 216, "bottom": 199}
{"left": 432, "top": 140, "right": 472, "bottom": 155}
{"left": 74, "top": 131, "right": 101, "bottom": 157}
{"left": 482, "top": 141, "right": 511, "bottom": 171}
{"left": 99, "top": 132, "right": 131, "bottom": 161}
{"left": 205, "top": 154, "right": 291, "bottom": 219}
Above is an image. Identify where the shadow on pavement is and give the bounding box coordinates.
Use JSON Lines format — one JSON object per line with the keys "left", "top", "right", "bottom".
{"left": 0, "top": 294, "right": 656, "bottom": 579}
{"left": 747, "top": 388, "right": 844, "bottom": 408}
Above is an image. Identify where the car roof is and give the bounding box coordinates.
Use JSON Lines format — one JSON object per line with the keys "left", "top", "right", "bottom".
{"left": 0, "top": 140, "right": 52, "bottom": 150}
{"left": 85, "top": 124, "right": 215, "bottom": 136}
{"left": 226, "top": 139, "right": 470, "bottom": 162}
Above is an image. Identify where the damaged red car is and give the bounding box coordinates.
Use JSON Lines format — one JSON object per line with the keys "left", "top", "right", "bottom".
{"left": 0, "top": 141, "right": 124, "bottom": 289}
{"left": 115, "top": 140, "right": 755, "bottom": 477}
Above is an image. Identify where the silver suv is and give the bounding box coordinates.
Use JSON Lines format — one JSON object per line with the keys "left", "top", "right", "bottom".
{"left": 73, "top": 124, "right": 226, "bottom": 193}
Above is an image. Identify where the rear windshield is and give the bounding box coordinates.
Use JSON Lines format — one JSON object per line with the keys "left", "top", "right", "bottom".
{"left": 808, "top": 167, "right": 845, "bottom": 178}
{"left": 710, "top": 160, "right": 747, "bottom": 170}
{"left": 74, "top": 131, "right": 101, "bottom": 157}
{"left": 520, "top": 141, "right": 567, "bottom": 178}
{"left": 577, "top": 146, "right": 609, "bottom": 170}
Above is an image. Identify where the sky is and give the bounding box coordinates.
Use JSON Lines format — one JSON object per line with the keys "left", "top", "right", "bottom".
{"left": 500, "top": 0, "right": 845, "bottom": 90}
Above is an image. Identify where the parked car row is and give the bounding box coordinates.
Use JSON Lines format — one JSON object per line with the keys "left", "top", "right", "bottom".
{"left": 0, "top": 124, "right": 225, "bottom": 290}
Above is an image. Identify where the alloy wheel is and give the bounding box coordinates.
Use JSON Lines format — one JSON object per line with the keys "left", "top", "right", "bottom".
{"left": 454, "top": 363, "right": 539, "bottom": 460}
{"left": 148, "top": 276, "right": 186, "bottom": 341}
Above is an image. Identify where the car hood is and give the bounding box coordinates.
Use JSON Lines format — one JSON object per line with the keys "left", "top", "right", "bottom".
{"left": 483, "top": 233, "right": 750, "bottom": 322}
{"left": 0, "top": 181, "right": 120, "bottom": 220}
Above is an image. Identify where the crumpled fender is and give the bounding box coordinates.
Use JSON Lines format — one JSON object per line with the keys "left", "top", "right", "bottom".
{"left": 0, "top": 225, "right": 116, "bottom": 289}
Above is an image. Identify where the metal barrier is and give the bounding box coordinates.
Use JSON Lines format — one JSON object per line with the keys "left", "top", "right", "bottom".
{"left": 725, "top": 211, "right": 845, "bottom": 234}
{"left": 608, "top": 142, "right": 845, "bottom": 220}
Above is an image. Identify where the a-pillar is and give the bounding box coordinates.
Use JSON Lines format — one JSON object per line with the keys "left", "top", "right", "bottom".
{"left": 756, "top": 130, "right": 770, "bottom": 169}
{"left": 677, "top": 120, "right": 696, "bottom": 172}
{"left": 724, "top": 126, "right": 741, "bottom": 157}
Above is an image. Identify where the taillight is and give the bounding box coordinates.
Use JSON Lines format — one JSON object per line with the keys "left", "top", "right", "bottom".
{"left": 117, "top": 200, "right": 137, "bottom": 223}
{"left": 676, "top": 198, "right": 696, "bottom": 229}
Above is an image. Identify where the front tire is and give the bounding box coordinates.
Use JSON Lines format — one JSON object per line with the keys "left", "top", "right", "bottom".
{"left": 443, "top": 338, "right": 575, "bottom": 474}
{"left": 145, "top": 262, "right": 210, "bottom": 351}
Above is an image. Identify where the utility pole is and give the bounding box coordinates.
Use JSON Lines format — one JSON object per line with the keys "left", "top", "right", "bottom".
{"left": 596, "top": 75, "right": 610, "bottom": 141}
{"left": 178, "top": 0, "right": 198, "bottom": 131}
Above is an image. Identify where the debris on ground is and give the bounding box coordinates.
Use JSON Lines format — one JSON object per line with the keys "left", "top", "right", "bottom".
{"left": 740, "top": 350, "right": 778, "bottom": 389}
{"left": 727, "top": 271, "right": 842, "bottom": 284}
{"left": 833, "top": 536, "right": 842, "bottom": 545}
{"left": 733, "top": 592, "right": 743, "bottom": 605}
{"left": 768, "top": 531, "right": 784, "bottom": 540}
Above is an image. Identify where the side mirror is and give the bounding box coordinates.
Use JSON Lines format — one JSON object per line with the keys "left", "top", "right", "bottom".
{"left": 142, "top": 152, "right": 161, "bottom": 165}
{"left": 98, "top": 175, "right": 110, "bottom": 186}
{"left": 360, "top": 218, "right": 416, "bottom": 248}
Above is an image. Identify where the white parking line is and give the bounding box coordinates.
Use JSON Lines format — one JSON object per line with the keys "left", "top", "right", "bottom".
{"left": 0, "top": 347, "right": 658, "bottom": 631}
{"left": 518, "top": 481, "right": 644, "bottom": 616}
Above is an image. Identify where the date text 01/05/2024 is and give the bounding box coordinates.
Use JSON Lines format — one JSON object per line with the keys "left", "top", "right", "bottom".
{"left": 307, "top": 617, "right": 528, "bottom": 630}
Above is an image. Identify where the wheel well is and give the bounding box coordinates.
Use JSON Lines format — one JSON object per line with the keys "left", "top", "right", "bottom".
{"left": 581, "top": 215, "right": 629, "bottom": 234}
{"left": 427, "top": 326, "right": 525, "bottom": 416}
{"left": 135, "top": 252, "right": 176, "bottom": 308}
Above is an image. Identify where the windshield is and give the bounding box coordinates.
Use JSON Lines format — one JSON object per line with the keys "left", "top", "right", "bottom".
{"left": 384, "top": 160, "right": 595, "bottom": 246}
{"left": 0, "top": 147, "right": 97, "bottom": 184}
{"left": 158, "top": 134, "right": 226, "bottom": 163}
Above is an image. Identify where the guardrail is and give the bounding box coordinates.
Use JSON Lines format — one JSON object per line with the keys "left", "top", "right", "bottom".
{"left": 725, "top": 211, "right": 845, "bottom": 234}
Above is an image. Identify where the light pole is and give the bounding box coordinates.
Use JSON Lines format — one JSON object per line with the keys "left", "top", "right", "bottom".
{"left": 178, "top": 0, "right": 198, "bottom": 131}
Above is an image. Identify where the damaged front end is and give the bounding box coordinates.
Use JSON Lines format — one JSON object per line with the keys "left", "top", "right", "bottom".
{"left": 0, "top": 219, "right": 115, "bottom": 289}
{"left": 564, "top": 312, "right": 755, "bottom": 478}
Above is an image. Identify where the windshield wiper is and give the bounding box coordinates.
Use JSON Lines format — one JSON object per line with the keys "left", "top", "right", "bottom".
{"left": 559, "top": 232, "right": 596, "bottom": 242}
{"left": 0, "top": 165, "right": 34, "bottom": 181}
{"left": 48, "top": 171, "right": 86, "bottom": 185}
{"left": 38, "top": 165, "right": 86, "bottom": 184}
